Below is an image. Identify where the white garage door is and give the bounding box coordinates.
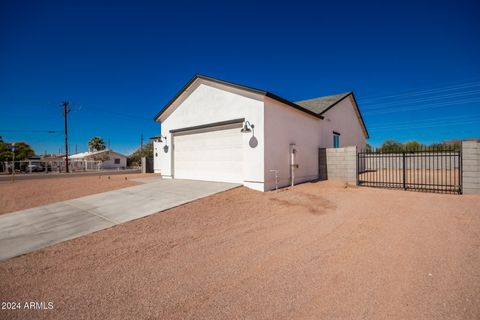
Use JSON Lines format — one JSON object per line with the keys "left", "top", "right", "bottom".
{"left": 173, "top": 125, "right": 243, "bottom": 183}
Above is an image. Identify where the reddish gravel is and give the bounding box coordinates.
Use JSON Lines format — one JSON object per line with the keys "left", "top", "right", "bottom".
{"left": 0, "top": 174, "right": 156, "bottom": 214}
{"left": 1, "top": 181, "right": 479, "bottom": 319}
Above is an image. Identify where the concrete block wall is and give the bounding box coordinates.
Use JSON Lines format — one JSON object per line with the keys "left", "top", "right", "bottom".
{"left": 462, "top": 141, "right": 480, "bottom": 194}
{"left": 325, "top": 146, "right": 357, "bottom": 183}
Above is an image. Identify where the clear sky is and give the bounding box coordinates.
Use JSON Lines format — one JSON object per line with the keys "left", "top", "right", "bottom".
{"left": 1, "top": 0, "right": 479, "bottom": 155}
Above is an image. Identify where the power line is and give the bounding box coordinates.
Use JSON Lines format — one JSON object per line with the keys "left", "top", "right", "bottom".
{"left": 26, "top": 133, "right": 64, "bottom": 149}
{"left": 358, "top": 80, "right": 480, "bottom": 102}
{"left": 369, "top": 114, "right": 480, "bottom": 130}
{"left": 362, "top": 98, "right": 480, "bottom": 115}
{"left": 369, "top": 117, "right": 480, "bottom": 131}
{"left": 361, "top": 89, "right": 480, "bottom": 109}
{"left": 368, "top": 113, "right": 480, "bottom": 128}
{"left": 0, "top": 130, "right": 60, "bottom": 133}
{"left": 369, "top": 119, "right": 480, "bottom": 131}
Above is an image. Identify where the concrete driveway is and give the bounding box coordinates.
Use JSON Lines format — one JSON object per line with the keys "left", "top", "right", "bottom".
{"left": 0, "top": 178, "right": 239, "bottom": 261}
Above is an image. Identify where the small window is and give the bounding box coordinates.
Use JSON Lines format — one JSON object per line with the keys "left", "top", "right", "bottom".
{"left": 114, "top": 158, "right": 120, "bottom": 164}
{"left": 333, "top": 132, "right": 340, "bottom": 148}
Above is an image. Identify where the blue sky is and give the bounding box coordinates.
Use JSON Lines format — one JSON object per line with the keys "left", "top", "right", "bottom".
{"left": 1, "top": 0, "right": 479, "bottom": 155}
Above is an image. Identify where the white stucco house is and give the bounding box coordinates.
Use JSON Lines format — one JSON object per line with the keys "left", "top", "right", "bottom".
{"left": 70, "top": 149, "right": 127, "bottom": 170}
{"left": 153, "top": 74, "right": 368, "bottom": 191}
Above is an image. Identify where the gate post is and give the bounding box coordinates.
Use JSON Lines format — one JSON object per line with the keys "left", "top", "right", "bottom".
{"left": 356, "top": 150, "right": 359, "bottom": 186}
{"left": 402, "top": 152, "right": 406, "bottom": 190}
{"left": 141, "top": 157, "right": 146, "bottom": 174}
{"left": 462, "top": 140, "right": 480, "bottom": 194}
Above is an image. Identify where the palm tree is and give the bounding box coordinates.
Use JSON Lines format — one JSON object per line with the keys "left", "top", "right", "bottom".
{"left": 88, "top": 136, "right": 106, "bottom": 152}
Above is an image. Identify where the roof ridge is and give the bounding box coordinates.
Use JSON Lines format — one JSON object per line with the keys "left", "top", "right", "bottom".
{"left": 154, "top": 74, "right": 324, "bottom": 121}
{"left": 294, "top": 91, "right": 352, "bottom": 104}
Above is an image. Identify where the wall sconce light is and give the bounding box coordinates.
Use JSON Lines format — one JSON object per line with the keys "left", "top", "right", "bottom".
{"left": 240, "top": 121, "right": 254, "bottom": 133}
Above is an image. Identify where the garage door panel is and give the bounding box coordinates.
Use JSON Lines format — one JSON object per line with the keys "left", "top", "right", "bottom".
{"left": 173, "top": 126, "right": 243, "bottom": 183}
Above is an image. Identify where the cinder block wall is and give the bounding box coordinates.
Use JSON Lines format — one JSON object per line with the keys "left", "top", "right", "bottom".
{"left": 325, "top": 146, "right": 357, "bottom": 183}
{"left": 462, "top": 141, "right": 480, "bottom": 194}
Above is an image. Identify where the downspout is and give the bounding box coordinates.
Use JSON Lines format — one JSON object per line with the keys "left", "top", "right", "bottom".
{"left": 290, "top": 144, "right": 298, "bottom": 187}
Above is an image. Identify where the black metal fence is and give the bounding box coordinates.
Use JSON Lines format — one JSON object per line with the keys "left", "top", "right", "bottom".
{"left": 357, "top": 146, "right": 462, "bottom": 194}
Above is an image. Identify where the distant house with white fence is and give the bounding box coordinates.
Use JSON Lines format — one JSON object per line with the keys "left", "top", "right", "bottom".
{"left": 69, "top": 149, "right": 127, "bottom": 170}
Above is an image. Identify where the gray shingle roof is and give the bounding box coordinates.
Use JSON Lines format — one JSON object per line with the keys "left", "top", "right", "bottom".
{"left": 295, "top": 92, "right": 352, "bottom": 115}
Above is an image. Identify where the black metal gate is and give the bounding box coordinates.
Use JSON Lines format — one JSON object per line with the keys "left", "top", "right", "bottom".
{"left": 145, "top": 157, "right": 154, "bottom": 173}
{"left": 357, "top": 146, "right": 462, "bottom": 194}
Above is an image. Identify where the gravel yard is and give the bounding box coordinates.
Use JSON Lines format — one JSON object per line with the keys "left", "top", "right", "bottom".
{"left": 0, "top": 174, "right": 156, "bottom": 214}
{"left": 1, "top": 181, "right": 479, "bottom": 319}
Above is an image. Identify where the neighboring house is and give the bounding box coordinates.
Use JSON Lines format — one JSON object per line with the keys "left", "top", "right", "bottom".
{"left": 69, "top": 149, "right": 127, "bottom": 169}
{"left": 153, "top": 74, "right": 368, "bottom": 191}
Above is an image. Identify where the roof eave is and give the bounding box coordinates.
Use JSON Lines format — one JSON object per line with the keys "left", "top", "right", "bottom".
{"left": 265, "top": 92, "right": 324, "bottom": 119}
{"left": 153, "top": 74, "right": 199, "bottom": 122}
{"left": 349, "top": 92, "right": 369, "bottom": 139}
{"left": 153, "top": 74, "right": 267, "bottom": 122}
{"left": 153, "top": 74, "right": 324, "bottom": 122}
{"left": 319, "top": 92, "right": 369, "bottom": 139}
{"left": 317, "top": 92, "right": 353, "bottom": 116}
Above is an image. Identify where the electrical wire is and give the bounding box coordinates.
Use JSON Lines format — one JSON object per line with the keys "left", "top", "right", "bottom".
{"left": 369, "top": 119, "right": 480, "bottom": 131}
{"left": 358, "top": 80, "right": 480, "bottom": 102}
{"left": 362, "top": 89, "right": 480, "bottom": 109}
{"left": 362, "top": 98, "right": 480, "bottom": 115}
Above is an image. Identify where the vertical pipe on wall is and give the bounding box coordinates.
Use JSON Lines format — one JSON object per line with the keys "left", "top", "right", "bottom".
{"left": 290, "top": 144, "right": 296, "bottom": 187}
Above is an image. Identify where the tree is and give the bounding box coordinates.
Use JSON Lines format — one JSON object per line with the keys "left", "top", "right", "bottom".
{"left": 442, "top": 141, "right": 461, "bottom": 150}
{"left": 127, "top": 142, "right": 153, "bottom": 166}
{"left": 88, "top": 136, "right": 106, "bottom": 152}
{"left": 378, "top": 140, "right": 403, "bottom": 152}
{"left": 0, "top": 141, "right": 35, "bottom": 161}
{"left": 404, "top": 140, "right": 423, "bottom": 151}
{"left": 365, "top": 143, "right": 373, "bottom": 152}
{"left": 429, "top": 141, "right": 461, "bottom": 151}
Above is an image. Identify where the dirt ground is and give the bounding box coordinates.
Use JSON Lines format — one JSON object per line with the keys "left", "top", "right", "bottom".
{"left": 359, "top": 169, "right": 460, "bottom": 189}
{"left": 1, "top": 181, "right": 479, "bottom": 320}
{"left": 0, "top": 173, "right": 156, "bottom": 214}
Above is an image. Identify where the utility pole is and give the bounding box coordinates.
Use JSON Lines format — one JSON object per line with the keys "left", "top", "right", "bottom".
{"left": 108, "top": 137, "right": 110, "bottom": 150}
{"left": 141, "top": 133, "right": 144, "bottom": 150}
{"left": 12, "top": 143, "right": 15, "bottom": 182}
{"left": 75, "top": 144, "right": 78, "bottom": 154}
{"left": 62, "top": 101, "right": 71, "bottom": 173}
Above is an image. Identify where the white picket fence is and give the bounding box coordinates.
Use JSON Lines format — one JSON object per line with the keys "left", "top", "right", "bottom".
{"left": 1, "top": 159, "right": 103, "bottom": 174}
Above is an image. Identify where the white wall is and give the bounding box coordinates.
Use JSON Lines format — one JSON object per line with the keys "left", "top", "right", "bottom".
{"left": 263, "top": 95, "right": 367, "bottom": 191}
{"left": 264, "top": 97, "right": 323, "bottom": 190}
{"left": 320, "top": 96, "right": 367, "bottom": 149}
{"left": 153, "top": 140, "right": 162, "bottom": 172}
{"left": 155, "top": 79, "right": 266, "bottom": 191}
{"left": 154, "top": 79, "right": 367, "bottom": 192}
{"left": 100, "top": 153, "right": 127, "bottom": 169}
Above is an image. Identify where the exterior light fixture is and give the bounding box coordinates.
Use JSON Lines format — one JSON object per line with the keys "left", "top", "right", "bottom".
{"left": 240, "top": 121, "right": 254, "bottom": 133}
